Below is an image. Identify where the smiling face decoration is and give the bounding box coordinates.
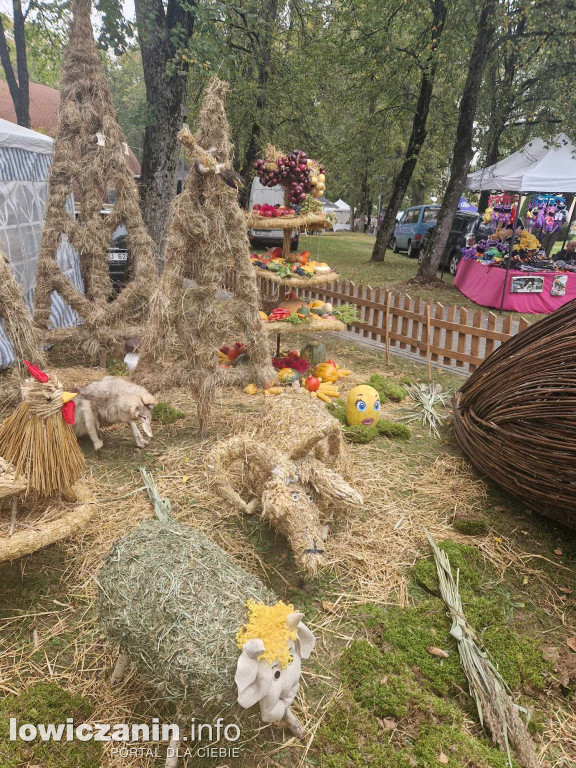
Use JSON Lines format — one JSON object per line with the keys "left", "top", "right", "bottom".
{"left": 346, "top": 385, "right": 381, "bottom": 427}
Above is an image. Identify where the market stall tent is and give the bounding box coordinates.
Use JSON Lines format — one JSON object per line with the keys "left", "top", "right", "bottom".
{"left": 465, "top": 134, "right": 576, "bottom": 192}
{"left": 333, "top": 199, "right": 351, "bottom": 231}
{"left": 0, "top": 118, "right": 83, "bottom": 368}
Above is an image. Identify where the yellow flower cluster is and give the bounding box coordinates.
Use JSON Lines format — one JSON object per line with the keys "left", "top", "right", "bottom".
{"left": 513, "top": 230, "right": 541, "bottom": 252}
{"left": 236, "top": 600, "right": 298, "bottom": 668}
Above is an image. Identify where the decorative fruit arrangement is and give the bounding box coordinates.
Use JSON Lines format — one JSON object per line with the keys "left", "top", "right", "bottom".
{"left": 244, "top": 383, "right": 282, "bottom": 396}
{"left": 303, "top": 377, "right": 339, "bottom": 402}
{"left": 250, "top": 252, "right": 334, "bottom": 279}
{"left": 253, "top": 148, "right": 326, "bottom": 206}
{"left": 252, "top": 203, "right": 296, "bottom": 218}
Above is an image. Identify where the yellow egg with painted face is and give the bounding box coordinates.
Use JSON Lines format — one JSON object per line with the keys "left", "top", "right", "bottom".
{"left": 346, "top": 385, "right": 381, "bottom": 427}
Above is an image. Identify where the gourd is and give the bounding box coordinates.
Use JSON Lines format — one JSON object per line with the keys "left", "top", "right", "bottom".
{"left": 277, "top": 368, "right": 302, "bottom": 386}
{"left": 314, "top": 362, "right": 338, "bottom": 382}
{"left": 300, "top": 342, "right": 327, "bottom": 367}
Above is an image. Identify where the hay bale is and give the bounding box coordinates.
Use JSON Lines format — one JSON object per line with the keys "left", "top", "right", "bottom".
{"left": 96, "top": 519, "right": 275, "bottom": 707}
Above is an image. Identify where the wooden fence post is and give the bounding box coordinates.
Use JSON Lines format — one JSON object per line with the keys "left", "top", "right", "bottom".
{"left": 384, "top": 290, "right": 390, "bottom": 365}
{"left": 426, "top": 301, "right": 432, "bottom": 381}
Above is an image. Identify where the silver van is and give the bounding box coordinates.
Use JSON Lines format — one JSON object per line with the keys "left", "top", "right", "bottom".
{"left": 248, "top": 177, "right": 298, "bottom": 250}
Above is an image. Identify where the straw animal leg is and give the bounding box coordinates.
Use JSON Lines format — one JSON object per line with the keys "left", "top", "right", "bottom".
{"left": 9, "top": 496, "right": 17, "bottom": 537}
{"left": 110, "top": 649, "right": 129, "bottom": 685}
{"left": 245, "top": 498, "right": 260, "bottom": 514}
{"left": 282, "top": 707, "right": 304, "bottom": 739}
{"left": 129, "top": 421, "right": 149, "bottom": 448}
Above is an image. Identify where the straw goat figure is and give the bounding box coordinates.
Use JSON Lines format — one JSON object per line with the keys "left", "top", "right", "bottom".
{"left": 208, "top": 395, "right": 363, "bottom": 576}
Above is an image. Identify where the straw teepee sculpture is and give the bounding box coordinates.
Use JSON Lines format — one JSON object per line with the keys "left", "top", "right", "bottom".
{"left": 33, "top": 0, "right": 156, "bottom": 362}
{"left": 135, "top": 78, "right": 275, "bottom": 436}
{"left": 0, "top": 251, "right": 45, "bottom": 367}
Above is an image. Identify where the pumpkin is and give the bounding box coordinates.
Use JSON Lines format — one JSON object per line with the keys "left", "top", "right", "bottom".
{"left": 310, "top": 306, "right": 328, "bottom": 316}
{"left": 346, "top": 385, "right": 381, "bottom": 427}
{"left": 309, "top": 300, "right": 325, "bottom": 309}
{"left": 277, "top": 368, "right": 302, "bottom": 386}
{"left": 278, "top": 299, "right": 307, "bottom": 313}
{"left": 314, "top": 362, "right": 338, "bottom": 382}
{"left": 297, "top": 306, "right": 311, "bottom": 318}
{"left": 259, "top": 310, "right": 268, "bottom": 322}
{"left": 300, "top": 341, "right": 327, "bottom": 367}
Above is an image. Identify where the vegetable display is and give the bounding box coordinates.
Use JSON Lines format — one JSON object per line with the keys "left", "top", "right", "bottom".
{"left": 250, "top": 251, "right": 335, "bottom": 278}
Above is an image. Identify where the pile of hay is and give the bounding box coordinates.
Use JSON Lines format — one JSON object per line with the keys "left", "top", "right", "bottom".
{"left": 97, "top": 519, "right": 275, "bottom": 707}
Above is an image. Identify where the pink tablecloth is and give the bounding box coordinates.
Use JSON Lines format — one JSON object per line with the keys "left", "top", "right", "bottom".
{"left": 454, "top": 259, "right": 576, "bottom": 313}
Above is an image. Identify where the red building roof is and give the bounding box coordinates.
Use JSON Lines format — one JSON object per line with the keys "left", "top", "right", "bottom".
{"left": 0, "top": 80, "right": 141, "bottom": 175}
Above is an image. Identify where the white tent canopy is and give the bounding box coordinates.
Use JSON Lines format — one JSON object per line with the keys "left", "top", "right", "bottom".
{"left": 0, "top": 117, "right": 53, "bottom": 154}
{"left": 334, "top": 198, "right": 351, "bottom": 211}
{"left": 465, "top": 134, "right": 576, "bottom": 193}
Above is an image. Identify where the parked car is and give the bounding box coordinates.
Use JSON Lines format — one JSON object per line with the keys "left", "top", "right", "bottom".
{"left": 248, "top": 177, "right": 299, "bottom": 251}
{"left": 391, "top": 204, "right": 440, "bottom": 258}
{"left": 108, "top": 223, "right": 129, "bottom": 293}
{"left": 418, "top": 211, "right": 523, "bottom": 276}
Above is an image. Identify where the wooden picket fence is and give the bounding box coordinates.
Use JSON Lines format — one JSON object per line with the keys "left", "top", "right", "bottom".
{"left": 213, "top": 267, "right": 531, "bottom": 375}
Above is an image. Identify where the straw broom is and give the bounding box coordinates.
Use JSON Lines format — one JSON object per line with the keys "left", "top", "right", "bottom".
{"left": 426, "top": 531, "right": 538, "bottom": 768}
{"left": 0, "top": 370, "right": 85, "bottom": 497}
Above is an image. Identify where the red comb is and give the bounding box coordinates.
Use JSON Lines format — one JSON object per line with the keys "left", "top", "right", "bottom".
{"left": 24, "top": 360, "right": 49, "bottom": 383}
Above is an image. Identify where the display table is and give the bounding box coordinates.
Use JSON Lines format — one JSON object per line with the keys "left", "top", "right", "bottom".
{"left": 454, "top": 259, "right": 576, "bottom": 313}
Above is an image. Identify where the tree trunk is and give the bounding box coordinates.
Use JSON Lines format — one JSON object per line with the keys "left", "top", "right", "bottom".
{"left": 417, "top": 1, "right": 496, "bottom": 282}
{"left": 135, "top": 0, "right": 194, "bottom": 265}
{"left": 237, "top": 0, "right": 279, "bottom": 206}
{"left": 0, "top": 1, "right": 30, "bottom": 128}
{"left": 477, "top": 19, "right": 524, "bottom": 214}
{"left": 370, "top": 0, "right": 447, "bottom": 262}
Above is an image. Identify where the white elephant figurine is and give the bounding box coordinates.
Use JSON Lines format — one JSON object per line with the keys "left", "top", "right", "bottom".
{"left": 235, "top": 611, "right": 316, "bottom": 737}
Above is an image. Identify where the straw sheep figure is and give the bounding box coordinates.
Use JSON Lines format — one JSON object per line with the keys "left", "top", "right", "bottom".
{"left": 208, "top": 394, "right": 363, "bottom": 576}
{"left": 97, "top": 472, "right": 315, "bottom": 768}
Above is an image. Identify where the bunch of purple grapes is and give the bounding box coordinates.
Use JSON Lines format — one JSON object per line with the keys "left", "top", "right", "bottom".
{"left": 254, "top": 150, "right": 326, "bottom": 206}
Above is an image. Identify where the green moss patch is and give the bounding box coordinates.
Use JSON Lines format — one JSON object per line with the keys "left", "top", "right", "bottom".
{"left": 327, "top": 399, "right": 410, "bottom": 443}
{"left": 366, "top": 373, "right": 408, "bottom": 402}
{"left": 152, "top": 402, "right": 186, "bottom": 425}
{"left": 318, "top": 539, "right": 552, "bottom": 767}
{"left": 377, "top": 420, "right": 411, "bottom": 439}
{"left": 0, "top": 683, "right": 101, "bottom": 768}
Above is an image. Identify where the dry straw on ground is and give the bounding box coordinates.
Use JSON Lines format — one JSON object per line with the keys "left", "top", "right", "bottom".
{"left": 1, "top": 357, "right": 575, "bottom": 768}
{"left": 136, "top": 78, "right": 275, "bottom": 435}
{"left": 33, "top": 0, "right": 156, "bottom": 362}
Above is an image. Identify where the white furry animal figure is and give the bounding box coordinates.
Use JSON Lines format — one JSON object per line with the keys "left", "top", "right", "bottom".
{"left": 73, "top": 377, "right": 156, "bottom": 451}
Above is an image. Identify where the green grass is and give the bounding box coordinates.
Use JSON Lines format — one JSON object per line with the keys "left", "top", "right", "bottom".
{"left": 256, "top": 232, "right": 544, "bottom": 320}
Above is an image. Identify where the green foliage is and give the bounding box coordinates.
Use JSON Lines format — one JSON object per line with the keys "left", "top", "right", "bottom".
{"left": 153, "top": 402, "right": 186, "bottom": 425}
{"left": 0, "top": 684, "right": 101, "bottom": 768}
{"left": 366, "top": 374, "right": 408, "bottom": 402}
{"left": 105, "top": 357, "right": 127, "bottom": 376}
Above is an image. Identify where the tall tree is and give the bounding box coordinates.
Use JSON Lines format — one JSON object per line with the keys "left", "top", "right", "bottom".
{"left": 0, "top": 1, "right": 31, "bottom": 126}
{"left": 370, "top": 0, "right": 447, "bottom": 262}
{"left": 417, "top": 0, "right": 496, "bottom": 282}
{"left": 134, "top": 0, "right": 195, "bottom": 259}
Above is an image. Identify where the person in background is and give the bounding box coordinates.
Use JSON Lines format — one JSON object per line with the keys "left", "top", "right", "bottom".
{"left": 556, "top": 240, "right": 576, "bottom": 261}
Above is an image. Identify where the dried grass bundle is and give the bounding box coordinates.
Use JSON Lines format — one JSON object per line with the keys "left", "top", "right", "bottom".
{"left": 136, "top": 78, "right": 275, "bottom": 434}
{"left": 33, "top": 0, "right": 156, "bottom": 361}
{"left": 0, "top": 403, "right": 84, "bottom": 496}
{"left": 0, "top": 252, "right": 45, "bottom": 367}
{"left": 0, "top": 372, "right": 84, "bottom": 496}
{"left": 427, "top": 532, "right": 538, "bottom": 768}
